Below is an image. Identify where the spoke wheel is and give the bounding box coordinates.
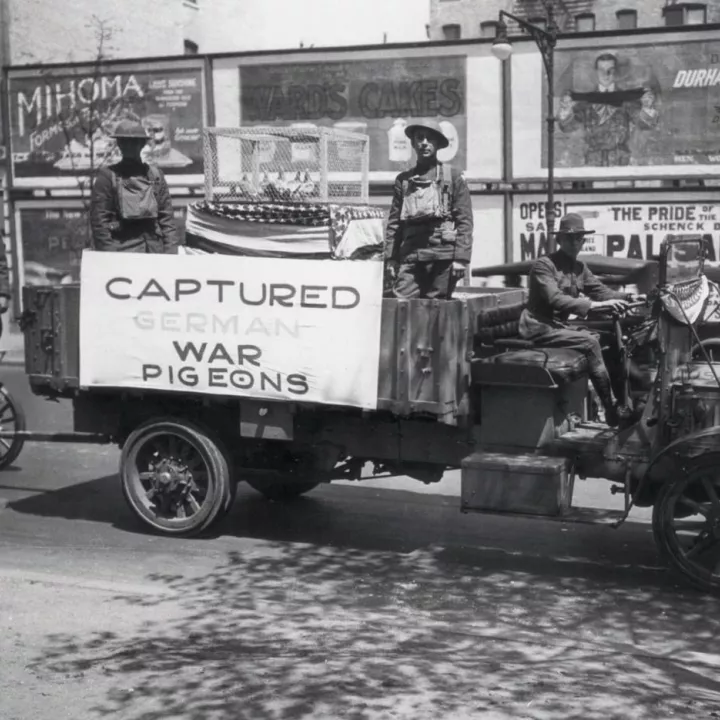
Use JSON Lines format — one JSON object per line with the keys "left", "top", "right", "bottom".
{"left": 0, "top": 385, "right": 26, "bottom": 470}
{"left": 653, "top": 459, "right": 720, "bottom": 593}
{"left": 121, "top": 418, "right": 234, "bottom": 536}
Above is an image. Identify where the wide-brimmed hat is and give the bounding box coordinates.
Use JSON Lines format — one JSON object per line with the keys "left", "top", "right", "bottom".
{"left": 112, "top": 119, "right": 149, "bottom": 140}
{"left": 551, "top": 213, "right": 594, "bottom": 235}
{"left": 404, "top": 120, "right": 450, "bottom": 149}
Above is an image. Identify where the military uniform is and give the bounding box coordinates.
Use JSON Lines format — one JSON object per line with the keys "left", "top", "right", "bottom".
{"left": 90, "top": 159, "right": 178, "bottom": 254}
{"left": 384, "top": 121, "right": 473, "bottom": 300}
{"left": 521, "top": 219, "right": 634, "bottom": 426}
{"left": 89, "top": 119, "right": 178, "bottom": 254}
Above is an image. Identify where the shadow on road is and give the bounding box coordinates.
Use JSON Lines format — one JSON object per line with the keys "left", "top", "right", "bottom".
{"left": 30, "top": 539, "right": 720, "bottom": 720}
{"left": 7, "top": 474, "right": 139, "bottom": 532}
{"left": 4, "top": 475, "right": 698, "bottom": 593}
{"left": 11, "top": 477, "right": 720, "bottom": 717}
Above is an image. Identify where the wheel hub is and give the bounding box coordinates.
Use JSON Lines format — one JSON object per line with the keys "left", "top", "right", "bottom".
{"left": 151, "top": 457, "right": 193, "bottom": 493}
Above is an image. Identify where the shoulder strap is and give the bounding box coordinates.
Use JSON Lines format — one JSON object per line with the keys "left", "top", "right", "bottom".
{"left": 108, "top": 166, "right": 118, "bottom": 194}
{"left": 145, "top": 162, "right": 161, "bottom": 182}
{"left": 439, "top": 163, "right": 453, "bottom": 214}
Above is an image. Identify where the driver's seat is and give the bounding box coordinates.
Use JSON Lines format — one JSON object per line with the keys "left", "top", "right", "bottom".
{"left": 472, "top": 303, "right": 589, "bottom": 389}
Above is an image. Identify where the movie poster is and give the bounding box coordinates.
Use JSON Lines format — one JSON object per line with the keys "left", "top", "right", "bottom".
{"left": 542, "top": 41, "right": 720, "bottom": 169}
{"left": 513, "top": 198, "right": 720, "bottom": 264}
{"left": 10, "top": 65, "right": 205, "bottom": 179}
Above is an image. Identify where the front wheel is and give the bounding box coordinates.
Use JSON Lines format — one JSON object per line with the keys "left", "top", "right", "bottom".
{"left": 120, "top": 417, "right": 234, "bottom": 536}
{"left": 652, "top": 458, "right": 720, "bottom": 593}
{"left": 0, "top": 385, "right": 26, "bottom": 470}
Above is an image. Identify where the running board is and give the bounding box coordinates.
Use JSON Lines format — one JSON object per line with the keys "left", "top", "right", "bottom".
{"left": 0, "top": 431, "right": 113, "bottom": 444}
{"left": 460, "top": 505, "right": 627, "bottom": 526}
{"left": 548, "top": 423, "right": 614, "bottom": 456}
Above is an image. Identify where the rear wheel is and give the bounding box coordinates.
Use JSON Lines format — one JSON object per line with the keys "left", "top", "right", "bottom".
{"left": 653, "top": 457, "right": 720, "bottom": 593}
{"left": 0, "top": 385, "right": 26, "bottom": 470}
{"left": 120, "top": 417, "right": 234, "bottom": 536}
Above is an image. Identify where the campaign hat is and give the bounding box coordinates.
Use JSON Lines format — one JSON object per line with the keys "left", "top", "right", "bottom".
{"left": 404, "top": 120, "right": 450, "bottom": 149}
{"left": 111, "top": 119, "right": 149, "bottom": 140}
{"left": 551, "top": 212, "right": 595, "bottom": 235}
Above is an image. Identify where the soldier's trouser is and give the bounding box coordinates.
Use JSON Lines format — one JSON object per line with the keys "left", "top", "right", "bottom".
{"left": 529, "top": 327, "right": 617, "bottom": 412}
{"left": 393, "top": 261, "right": 457, "bottom": 300}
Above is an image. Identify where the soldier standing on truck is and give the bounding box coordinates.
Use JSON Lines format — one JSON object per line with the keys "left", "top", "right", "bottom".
{"left": 89, "top": 119, "right": 179, "bottom": 254}
{"left": 384, "top": 120, "right": 473, "bottom": 299}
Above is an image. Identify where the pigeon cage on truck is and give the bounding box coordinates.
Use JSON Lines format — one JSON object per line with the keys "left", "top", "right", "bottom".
{"left": 202, "top": 126, "right": 370, "bottom": 205}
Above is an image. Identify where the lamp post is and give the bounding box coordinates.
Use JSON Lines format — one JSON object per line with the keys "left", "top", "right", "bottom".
{"left": 492, "top": 5, "right": 559, "bottom": 249}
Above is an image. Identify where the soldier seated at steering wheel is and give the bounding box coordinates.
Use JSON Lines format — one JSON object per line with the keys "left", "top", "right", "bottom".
{"left": 520, "top": 213, "right": 645, "bottom": 427}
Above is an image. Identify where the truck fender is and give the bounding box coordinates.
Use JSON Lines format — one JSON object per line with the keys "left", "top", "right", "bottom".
{"left": 642, "top": 425, "right": 720, "bottom": 489}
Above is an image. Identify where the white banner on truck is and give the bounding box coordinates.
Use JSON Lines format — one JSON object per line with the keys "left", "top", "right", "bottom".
{"left": 79, "top": 251, "right": 384, "bottom": 409}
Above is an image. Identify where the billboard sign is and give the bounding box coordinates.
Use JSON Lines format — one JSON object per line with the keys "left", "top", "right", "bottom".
{"left": 239, "top": 56, "right": 467, "bottom": 173}
{"left": 9, "top": 64, "right": 205, "bottom": 180}
{"left": 546, "top": 41, "right": 720, "bottom": 170}
{"left": 18, "top": 205, "right": 188, "bottom": 287}
{"left": 513, "top": 197, "right": 720, "bottom": 264}
{"left": 511, "top": 33, "right": 720, "bottom": 179}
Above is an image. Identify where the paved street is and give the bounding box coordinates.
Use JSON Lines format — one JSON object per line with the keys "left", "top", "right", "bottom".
{"left": 1, "top": 366, "right": 720, "bottom": 719}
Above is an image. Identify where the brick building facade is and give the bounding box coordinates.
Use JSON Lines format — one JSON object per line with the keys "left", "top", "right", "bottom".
{"left": 430, "top": 0, "right": 720, "bottom": 40}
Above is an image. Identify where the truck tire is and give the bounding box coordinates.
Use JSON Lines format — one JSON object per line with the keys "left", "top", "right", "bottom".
{"left": 120, "top": 417, "right": 234, "bottom": 536}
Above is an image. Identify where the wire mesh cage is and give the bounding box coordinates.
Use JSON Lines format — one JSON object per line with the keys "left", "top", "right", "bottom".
{"left": 203, "top": 126, "right": 370, "bottom": 205}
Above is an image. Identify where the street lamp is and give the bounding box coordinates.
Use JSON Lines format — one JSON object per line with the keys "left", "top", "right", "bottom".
{"left": 492, "top": 5, "right": 559, "bottom": 248}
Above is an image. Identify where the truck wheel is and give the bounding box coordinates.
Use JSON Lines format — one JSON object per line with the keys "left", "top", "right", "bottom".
{"left": 121, "top": 417, "right": 234, "bottom": 536}
{"left": 652, "top": 457, "right": 720, "bottom": 593}
{"left": 0, "top": 385, "right": 26, "bottom": 470}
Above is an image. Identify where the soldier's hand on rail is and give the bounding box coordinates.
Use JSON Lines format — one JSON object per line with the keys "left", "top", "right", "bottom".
{"left": 386, "top": 261, "right": 398, "bottom": 280}
{"left": 451, "top": 261, "right": 467, "bottom": 278}
{"left": 627, "top": 293, "right": 647, "bottom": 304}
{"left": 591, "top": 298, "right": 629, "bottom": 315}
{"left": 0, "top": 296, "right": 8, "bottom": 314}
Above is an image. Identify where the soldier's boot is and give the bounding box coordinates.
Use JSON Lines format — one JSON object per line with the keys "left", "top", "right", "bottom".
{"left": 589, "top": 369, "right": 621, "bottom": 428}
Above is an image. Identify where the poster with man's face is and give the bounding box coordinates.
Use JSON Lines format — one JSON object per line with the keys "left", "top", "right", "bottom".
{"left": 542, "top": 40, "right": 720, "bottom": 169}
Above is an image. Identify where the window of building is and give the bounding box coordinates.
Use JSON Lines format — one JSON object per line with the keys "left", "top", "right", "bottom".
{"left": 616, "top": 9, "right": 637, "bottom": 29}
{"left": 442, "top": 24, "right": 462, "bottom": 40}
{"left": 687, "top": 5, "right": 707, "bottom": 23}
{"left": 575, "top": 13, "right": 596, "bottom": 32}
{"left": 184, "top": 39, "right": 199, "bottom": 55}
{"left": 664, "top": 3, "right": 707, "bottom": 25}
{"left": 480, "top": 21, "right": 499, "bottom": 38}
{"left": 664, "top": 6, "right": 685, "bottom": 24}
